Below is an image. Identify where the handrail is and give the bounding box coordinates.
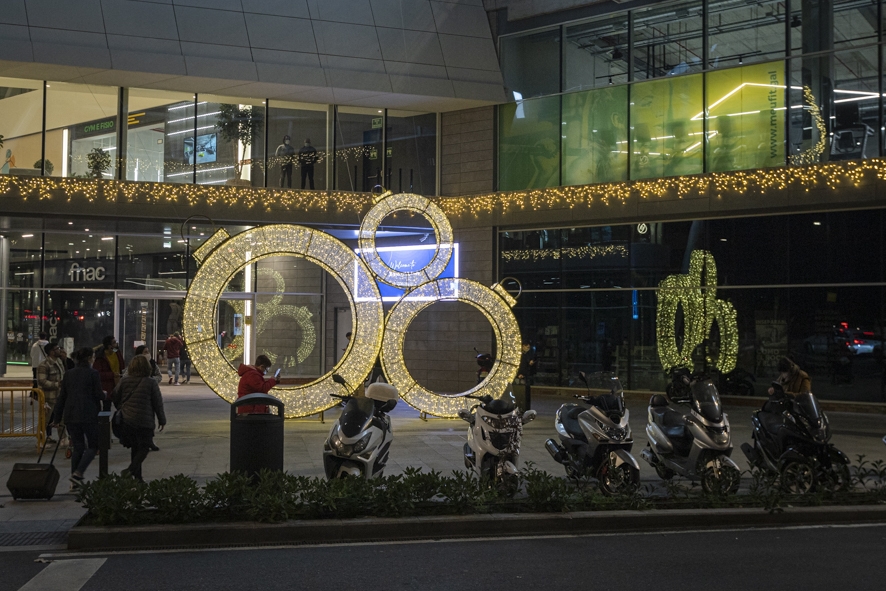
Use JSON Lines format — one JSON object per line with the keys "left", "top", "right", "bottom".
{"left": 0, "top": 387, "right": 46, "bottom": 448}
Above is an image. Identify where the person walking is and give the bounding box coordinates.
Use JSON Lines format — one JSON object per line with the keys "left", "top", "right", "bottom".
{"left": 236, "top": 355, "right": 278, "bottom": 414}
{"left": 298, "top": 138, "right": 318, "bottom": 189}
{"left": 29, "top": 331, "right": 48, "bottom": 388}
{"left": 93, "top": 336, "right": 125, "bottom": 409}
{"left": 113, "top": 355, "right": 166, "bottom": 482}
{"left": 49, "top": 348, "right": 105, "bottom": 488}
{"left": 164, "top": 332, "right": 183, "bottom": 385}
{"left": 132, "top": 345, "right": 162, "bottom": 384}
{"left": 37, "top": 342, "right": 65, "bottom": 443}
{"left": 517, "top": 339, "right": 537, "bottom": 410}
{"left": 180, "top": 338, "right": 192, "bottom": 385}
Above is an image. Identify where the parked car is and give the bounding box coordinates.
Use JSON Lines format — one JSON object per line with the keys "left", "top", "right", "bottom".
{"left": 839, "top": 328, "right": 882, "bottom": 355}
{"left": 803, "top": 332, "right": 837, "bottom": 354}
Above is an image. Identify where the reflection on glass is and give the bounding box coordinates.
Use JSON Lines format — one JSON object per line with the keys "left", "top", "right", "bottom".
{"left": 632, "top": 0, "right": 704, "bottom": 80}
{"left": 46, "top": 82, "right": 119, "bottom": 179}
{"left": 707, "top": 0, "right": 786, "bottom": 69}
{"left": 564, "top": 15, "right": 630, "bottom": 91}
{"left": 117, "top": 233, "right": 187, "bottom": 290}
{"left": 831, "top": 46, "right": 879, "bottom": 161}
{"left": 561, "top": 85, "right": 628, "bottom": 186}
{"left": 4, "top": 290, "right": 42, "bottom": 363}
{"left": 126, "top": 89, "right": 195, "bottom": 184}
{"left": 0, "top": 77, "right": 44, "bottom": 177}
{"left": 386, "top": 110, "right": 436, "bottom": 195}
{"left": 499, "top": 95, "right": 561, "bottom": 190}
{"left": 197, "top": 95, "right": 265, "bottom": 187}
{"left": 501, "top": 28, "right": 561, "bottom": 98}
{"left": 335, "top": 107, "right": 382, "bottom": 192}
{"left": 706, "top": 62, "right": 786, "bottom": 172}
{"left": 267, "top": 102, "right": 327, "bottom": 191}
{"left": 42, "top": 233, "right": 115, "bottom": 289}
{"left": 44, "top": 290, "right": 115, "bottom": 352}
{"left": 630, "top": 74, "right": 704, "bottom": 180}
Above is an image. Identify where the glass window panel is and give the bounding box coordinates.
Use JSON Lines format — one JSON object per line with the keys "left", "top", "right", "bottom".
{"left": 632, "top": 0, "right": 704, "bottom": 80}
{"left": 0, "top": 78, "right": 43, "bottom": 176}
{"left": 335, "top": 106, "right": 382, "bottom": 192}
{"left": 4, "top": 289, "right": 42, "bottom": 363}
{"left": 45, "top": 289, "right": 115, "bottom": 352}
{"left": 500, "top": 28, "right": 561, "bottom": 99}
{"left": 126, "top": 89, "right": 195, "bottom": 184}
{"left": 706, "top": 61, "right": 787, "bottom": 172}
{"left": 6, "top": 232, "right": 42, "bottom": 288}
{"left": 831, "top": 46, "right": 880, "bottom": 160}
{"left": 498, "top": 94, "right": 561, "bottom": 190}
{"left": 42, "top": 233, "right": 115, "bottom": 289}
{"left": 267, "top": 101, "right": 327, "bottom": 191}
{"left": 196, "top": 95, "right": 266, "bottom": 187}
{"left": 788, "top": 55, "right": 831, "bottom": 165}
{"left": 561, "top": 85, "right": 628, "bottom": 186}
{"left": 564, "top": 15, "right": 629, "bottom": 92}
{"left": 833, "top": 0, "right": 879, "bottom": 50}
{"left": 707, "top": 0, "right": 786, "bottom": 69}
{"left": 117, "top": 232, "right": 188, "bottom": 291}
{"left": 386, "top": 110, "right": 436, "bottom": 195}
{"left": 629, "top": 74, "right": 704, "bottom": 180}
{"left": 45, "top": 82, "right": 119, "bottom": 179}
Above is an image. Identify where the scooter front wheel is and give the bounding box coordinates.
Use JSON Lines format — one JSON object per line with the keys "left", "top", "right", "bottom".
{"left": 598, "top": 463, "right": 640, "bottom": 496}
{"left": 780, "top": 460, "right": 815, "bottom": 494}
{"left": 701, "top": 463, "right": 741, "bottom": 495}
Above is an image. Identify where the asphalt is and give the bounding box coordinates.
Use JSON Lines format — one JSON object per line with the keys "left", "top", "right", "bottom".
{"left": 1, "top": 381, "right": 885, "bottom": 551}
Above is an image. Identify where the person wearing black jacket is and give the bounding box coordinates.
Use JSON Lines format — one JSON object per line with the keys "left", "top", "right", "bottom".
{"left": 113, "top": 355, "right": 167, "bottom": 482}
{"left": 49, "top": 348, "right": 105, "bottom": 486}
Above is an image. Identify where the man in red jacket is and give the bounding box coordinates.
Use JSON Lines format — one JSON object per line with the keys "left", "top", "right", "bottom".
{"left": 163, "top": 332, "right": 184, "bottom": 385}
{"left": 236, "top": 355, "right": 278, "bottom": 414}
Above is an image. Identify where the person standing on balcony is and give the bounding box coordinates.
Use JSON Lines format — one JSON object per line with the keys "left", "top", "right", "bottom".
{"left": 298, "top": 138, "right": 318, "bottom": 190}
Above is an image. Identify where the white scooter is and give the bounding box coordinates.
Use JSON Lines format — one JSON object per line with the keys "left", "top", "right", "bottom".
{"left": 458, "top": 392, "right": 537, "bottom": 485}
{"left": 323, "top": 374, "right": 399, "bottom": 479}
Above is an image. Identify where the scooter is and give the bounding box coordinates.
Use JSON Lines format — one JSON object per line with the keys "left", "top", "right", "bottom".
{"left": 458, "top": 391, "right": 536, "bottom": 486}
{"left": 545, "top": 371, "right": 640, "bottom": 495}
{"left": 640, "top": 367, "right": 741, "bottom": 494}
{"left": 741, "top": 382, "right": 850, "bottom": 493}
{"left": 323, "top": 374, "right": 399, "bottom": 479}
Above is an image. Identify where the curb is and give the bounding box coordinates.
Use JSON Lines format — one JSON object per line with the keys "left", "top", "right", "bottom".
{"left": 67, "top": 505, "right": 886, "bottom": 551}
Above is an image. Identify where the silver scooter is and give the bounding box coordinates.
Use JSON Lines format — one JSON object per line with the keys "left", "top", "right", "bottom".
{"left": 458, "top": 392, "right": 536, "bottom": 486}
{"left": 545, "top": 371, "right": 640, "bottom": 495}
{"left": 640, "top": 367, "right": 741, "bottom": 494}
{"left": 323, "top": 374, "right": 399, "bottom": 479}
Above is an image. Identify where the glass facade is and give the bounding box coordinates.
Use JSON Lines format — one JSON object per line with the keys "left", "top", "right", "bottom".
{"left": 500, "top": 208, "right": 886, "bottom": 403}
{"left": 1, "top": 83, "right": 436, "bottom": 194}
{"left": 499, "top": 0, "right": 886, "bottom": 190}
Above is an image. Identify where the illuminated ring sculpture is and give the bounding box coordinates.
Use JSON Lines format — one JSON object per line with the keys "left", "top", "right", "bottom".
{"left": 358, "top": 192, "right": 454, "bottom": 288}
{"left": 381, "top": 278, "right": 522, "bottom": 418}
{"left": 183, "top": 225, "right": 384, "bottom": 417}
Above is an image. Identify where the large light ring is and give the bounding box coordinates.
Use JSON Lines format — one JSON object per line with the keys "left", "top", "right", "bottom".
{"left": 183, "top": 225, "right": 384, "bottom": 418}
{"left": 358, "top": 192, "right": 454, "bottom": 288}
{"left": 381, "top": 278, "right": 521, "bottom": 418}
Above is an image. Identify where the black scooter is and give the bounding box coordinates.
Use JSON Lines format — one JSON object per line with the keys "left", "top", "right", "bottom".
{"left": 741, "top": 382, "right": 850, "bottom": 493}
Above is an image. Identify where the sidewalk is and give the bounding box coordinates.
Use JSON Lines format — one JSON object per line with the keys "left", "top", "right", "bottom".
{"left": 2, "top": 382, "right": 886, "bottom": 549}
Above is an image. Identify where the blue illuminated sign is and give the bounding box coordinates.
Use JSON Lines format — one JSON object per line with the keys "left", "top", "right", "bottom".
{"left": 355, "top": 243, "right": 459, "bottom": 301}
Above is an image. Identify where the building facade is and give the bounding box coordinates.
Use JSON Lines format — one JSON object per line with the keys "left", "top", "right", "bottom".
{"left": 2, "top": 0, "right": 886, "bottom": 405}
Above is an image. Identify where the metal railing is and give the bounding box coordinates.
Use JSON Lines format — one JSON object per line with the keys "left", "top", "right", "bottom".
{"left": 0, "top": 387, "right": 46, "bottom": 448}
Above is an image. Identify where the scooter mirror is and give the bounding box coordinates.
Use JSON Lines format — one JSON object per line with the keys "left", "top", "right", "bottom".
{"left": 522, "top": 410, "right": 537, "bottom": 424}
{"left": 578, "top": 371, "right": 588, "bottom": 385}
{"left": 457, "top": 409, "right": 472, "bottom": 422}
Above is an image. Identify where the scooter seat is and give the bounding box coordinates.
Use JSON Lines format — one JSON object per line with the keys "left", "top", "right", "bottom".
{"left": 758, "top": 410, "right": 783, "bottom": 436}
{"left": 557, "top": 405, "right": 586, "bottom": 439}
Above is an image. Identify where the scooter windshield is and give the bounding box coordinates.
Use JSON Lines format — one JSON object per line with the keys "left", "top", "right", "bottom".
{"left": 583, "top": 372, "right": 624, "bottom": 395}
{"left": 793, "top": 392, "right": 823, "bottom": 424}
{"left": 340, "top": 397, "right": 374, "bottom": 438}
{"left": 691, "top": 381, "right": 723, "bottom": 422}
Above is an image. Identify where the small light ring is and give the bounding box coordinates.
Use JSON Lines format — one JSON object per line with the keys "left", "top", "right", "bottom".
{"left": 358, "top": 192, "right": 454, "bottom": 288}
{"left": 380, "top": 278, "right": 522, "bottom": 418}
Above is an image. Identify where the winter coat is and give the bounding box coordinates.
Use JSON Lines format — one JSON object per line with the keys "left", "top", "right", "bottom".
{"left": 93, "top": 346, "right": 125, "bottom": 395}
{"left": 779, "top": 366, "right": 812, "bottom": 396}
{"left": 51, "top": 365, "right": 105, "bottom": 425}
{"left": 113, "top": 375, "right": 166, "bottom": 430}
{"left": 236, "top": 364, "right": 277, "bottom": 414}
{"left": 37, "top": 357, "right": 65, "bottom": 403}
{"left": 30, "top": 339, "right": 48, "bottom": 368}
{"left": 164, "top": 336, "right": 183, "bottom": 359}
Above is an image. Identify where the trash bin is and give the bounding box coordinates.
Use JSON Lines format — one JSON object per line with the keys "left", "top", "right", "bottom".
{"left": 230, "top": 393, "right": 284, "bottom": 477}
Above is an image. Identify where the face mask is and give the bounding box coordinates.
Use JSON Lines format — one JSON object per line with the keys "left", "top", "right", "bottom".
{"left": 284, "top": 140, "right": 290, "bottom": 145}
{"left": 112, "top": 347, "right": 118, "bottom": 352}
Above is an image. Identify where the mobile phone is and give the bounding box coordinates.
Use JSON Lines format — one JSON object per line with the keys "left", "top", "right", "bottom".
{"left": 274, "top": 368, "right": 281, "bottom": 380}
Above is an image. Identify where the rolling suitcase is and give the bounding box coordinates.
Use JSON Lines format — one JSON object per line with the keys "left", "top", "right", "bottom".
{"left": 6, "top": 437, "right": 62, "bottom": 500}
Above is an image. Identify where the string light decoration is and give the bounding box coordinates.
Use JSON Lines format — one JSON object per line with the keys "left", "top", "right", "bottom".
{"left": 788, "top": 86, "right": 827, "bottom": 166}
{"left": 656, "top": 250, "right": 738, "bottom": 373}
{"left": 381, "top": 278, "right": 522, "bottom": 418}
{"left": 500, "top": 244, "right": 629, "bottom": 263}
{"left": 358, "top": 191, "right": 454, "bottom": 288}
{"left": 183, "top": 224, "right": 384, "bottom": 417}
{"left": 220, "top": 268, "right": 316, "bottom": 366}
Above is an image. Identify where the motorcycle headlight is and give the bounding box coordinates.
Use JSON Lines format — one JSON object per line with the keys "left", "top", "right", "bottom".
{"left": 599, "top": 421, "right": 627, "bottom": 441}
{"left": 353, "top": 433, "right": 371, "bottom": 454}
{"left": 709, "top": 426, "right": 729, "bottom": 444}
{"left": 481, "top": 415, "right": 512, "bottom": 429}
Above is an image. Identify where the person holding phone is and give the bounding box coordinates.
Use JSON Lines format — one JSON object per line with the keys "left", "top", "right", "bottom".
{"left": 236, "top": 355, "right": 279, "bottom": 414}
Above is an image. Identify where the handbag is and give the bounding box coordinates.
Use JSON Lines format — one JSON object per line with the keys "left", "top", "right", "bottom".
{"left": 112, "top": 378, "right": 143, "bottom": 443}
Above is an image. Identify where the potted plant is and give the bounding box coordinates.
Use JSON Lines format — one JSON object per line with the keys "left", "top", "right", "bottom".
{"left": 34, "top": 159, "right": 54, "bottom": 175}
{"left": 87, "top": 148, "right": 111, "bottom": 178}
{"left": 215, "top": 104, "right": 263, "bottom": 186}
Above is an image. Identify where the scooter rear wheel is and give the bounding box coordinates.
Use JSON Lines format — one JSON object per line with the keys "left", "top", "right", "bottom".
{"left": 781, "top": 460, "right": 816, "bottom": 494}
